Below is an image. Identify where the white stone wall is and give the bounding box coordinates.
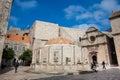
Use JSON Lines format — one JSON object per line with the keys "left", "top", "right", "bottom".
{"left": 0, "top": 0, "right": 13, "bottom": 68}
{"left": 81, "top": 27, "right": 111, "bottom": 66}
{"left": 4, "top": 40, "right": 30, "bottom": 57}
{"left": 113, "top": 36, "right": 120, "bottom": 66}
{"left": 110, "top": 18, "right": 120, "bottom": 33}
{"left": 34, "top": 20, "right": 59, "bottom": 40}
{"left": 30, "top": 20, "right": 85, "bottom": 65}
{"left": 110, "top": 16, "right": 120, "bottom": 66}
{"left": 60, "top": 27, "right": 85, "bottom": 42}
{"left": 33, "top": 44, "right": 83, "bottom": 72}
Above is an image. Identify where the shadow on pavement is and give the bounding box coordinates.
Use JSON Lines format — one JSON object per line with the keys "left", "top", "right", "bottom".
{"left": 30, "top": 71, "right": 95, "bottom": 80}
{"left": 30, "top": 75, "right": 70, "bottom": 80}
{"left": 0, "top": 67, "right": 14, "bottom": 75}
{"left": 79, "top": 71, "right": 95, "bottom": 74}
{"left": 30, "top": 75, "right": 86, "bottom": 80}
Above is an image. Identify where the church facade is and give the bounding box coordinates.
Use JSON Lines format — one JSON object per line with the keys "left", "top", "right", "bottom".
{"left": 29, "top": 11, "right": 120, "bottom": 73}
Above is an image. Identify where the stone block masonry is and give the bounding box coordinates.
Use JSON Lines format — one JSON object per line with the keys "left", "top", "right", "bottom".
{"left": 0, "top": 0, "right": 13, "bottom": 69}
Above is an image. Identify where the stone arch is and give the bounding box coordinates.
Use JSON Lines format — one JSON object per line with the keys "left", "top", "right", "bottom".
{"left": 89, "top": 51, "right": 97, "bottom": 63}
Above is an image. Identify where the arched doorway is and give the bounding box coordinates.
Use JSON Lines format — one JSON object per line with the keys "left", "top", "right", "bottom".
{"left": 89, "top": 51, "right": 97, "bottom": 63}
{"left": 92, "top": 55, "right": 97, "bottom": 62}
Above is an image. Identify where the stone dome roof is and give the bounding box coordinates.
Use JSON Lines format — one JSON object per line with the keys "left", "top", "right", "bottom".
{"left": 45, "top": 37, "right": 74, "bottom": 45}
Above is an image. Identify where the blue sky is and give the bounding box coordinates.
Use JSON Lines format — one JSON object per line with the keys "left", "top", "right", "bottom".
{"left": 8, "top": 0, "right": 120, "bottom": 31}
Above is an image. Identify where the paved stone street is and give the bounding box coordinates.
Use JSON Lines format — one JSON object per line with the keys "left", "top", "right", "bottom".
{"left": 1, "top": 66, "right": 120, "bottom": 80}
{"left": 0, "top": 66, "right": 56, "bottom": 80}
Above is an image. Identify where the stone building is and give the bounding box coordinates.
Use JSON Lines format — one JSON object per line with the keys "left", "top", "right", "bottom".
{"left": 109, "top": 10, "right": 120, "bottom": 66}
{"left": 30, "top": 20, "right": 118, "bottom": 73}
{"left": 7, "top": 26, "right": 29, "bottom": 36}
{"left": 0, "top": 0, "right": 13, "bottom": 68}
{"left": 30, "top": 21, "right": 86, "bottom": 73}
{"left": 27, "top": 10, "right": 120, "bottom": 73}
{"left": 4, "top": 27, "right": 30, "bottom": 58}
{"left": 81, "top": 27, "right": 118, "bottom": 67}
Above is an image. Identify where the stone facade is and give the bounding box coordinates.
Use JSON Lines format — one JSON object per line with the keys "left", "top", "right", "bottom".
{"left": 7, "top": 26, "right": 29, "bottom": 36}
{"left": 4, "top": 28, "right": 30, "bottom": 58}
{"left": 30, "top": 18, "right": 120, "bottom": 73}
{"left": 29, "top": 21, "right": 87, "bottom": 73}
{"left": 110, "top": 11, "right": 120, "bottom": 66}
{"left": 81, "top": 27, "right": 116, "bottom": 67}
{"left": 0, "top": 0, "right": 13, "bottom": 68}
{"left": 29, "top": 20, "right": 85, "bottom": 64}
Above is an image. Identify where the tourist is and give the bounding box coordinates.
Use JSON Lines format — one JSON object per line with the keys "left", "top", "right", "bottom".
{"left": 91, "top": 61, "right": 97, "bottom": 72}
{"left": 102, "top": 61, "right": 106, "bottom": 69}
{"left": 14, "top": 60, "right": 19, "bottom": 73}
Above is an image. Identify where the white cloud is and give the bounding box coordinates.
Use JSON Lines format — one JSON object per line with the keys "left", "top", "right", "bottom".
{"left": 93, "top": 10, "right": 106, "bottom": 22}
{"left": 73, "top": 24, "right": 100, "bottom": 30}
{"left": 76, "top": 12, "right": 93, "bottom": 20}
{"left": 64, "top": 5, "right": 86, "bottom": 19}
{"left": 64, "top": 0, "right": 120, "bottom": 31}
{"left": 15, "top": 0, "right": 38, "bottom": 9}
{"left": 99, "top": 0, "right": 120, "bottom": 12}
{"left": 10, "top": 16, "right": 18, "bottom": 26}
{"left": 101, "top": 19, "right": 110, "bottom": 27}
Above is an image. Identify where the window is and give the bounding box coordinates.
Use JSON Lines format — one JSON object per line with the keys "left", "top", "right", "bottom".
{"left": 79, "top": 37, "right": 82, "bottom": 42}
{"left": 4, "top": 43, "right": 9, "bottom": 48}
{"left": 53, "top": 51, "right": 59, "bottom": 63}
{"left": 22, "top": 37, "right": 24, "bottom": 40}
{"left": 7, "top": 35, "right": 10, "bottom": 38}
{"left": 36, "top": 50, "right": 40, "bottom": 63}
{"left": 90, "top": 36, "right": 95, "bottom": 42}
{"left": 22, "top": 46, "right": 25, "bottom": 51}
{"left": 13, "top": 44, "right": 18, "bottom": 51}
{"left": 66, "top": 57, "right": 71, "bottom": 64}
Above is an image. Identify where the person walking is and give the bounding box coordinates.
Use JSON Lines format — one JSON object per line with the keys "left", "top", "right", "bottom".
{"left": 102, "top": 61, "right": 106, "bottom": 69}
{"left": 14, "top": 60, "right": 19, "bottom": 73}
{"left": 91, "top": 61, "right": 97, "bottom": 72}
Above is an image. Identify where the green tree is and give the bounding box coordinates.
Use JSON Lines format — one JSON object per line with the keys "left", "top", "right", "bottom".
{"left": 2, "top": 48, "right": 15, "bottom": 67}
{"left": 2, "top": 48, "right": 15, "bottom": 61}
{"left": 19, "top": 49, "right": 32, "bottom": 66}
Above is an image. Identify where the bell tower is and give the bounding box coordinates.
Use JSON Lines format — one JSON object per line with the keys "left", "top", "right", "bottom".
{"left": 109, "top": 11, "right": 120, "bottom": 66}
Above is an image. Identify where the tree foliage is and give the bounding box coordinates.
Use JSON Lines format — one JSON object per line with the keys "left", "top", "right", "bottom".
{"left": 19, "top": 49, "right": 32, "bottom": 62}
{"left": 2, "top": 48, "right": 15, "bottom": 60}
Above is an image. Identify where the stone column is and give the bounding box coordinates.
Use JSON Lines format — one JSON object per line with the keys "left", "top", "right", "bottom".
{"left": 73, "top": 46, "right": 75, "bottom": 64}
{"left": 48, "top": 46, "right": 50, "bottom": 64}
{"left": 0, "top": 0, "right": 13, "bottom": 69}
{"left": 39, "top": 49, "right": 41, "bottom": 63}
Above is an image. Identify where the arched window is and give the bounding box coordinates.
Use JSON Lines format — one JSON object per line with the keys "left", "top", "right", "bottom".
{"left": 79, "top": 37, "right": 82, "bottom": 42}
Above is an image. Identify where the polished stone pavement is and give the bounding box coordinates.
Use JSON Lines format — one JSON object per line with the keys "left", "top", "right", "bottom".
{"left": 0, "top": 66, "right": 120, "bottom": 80}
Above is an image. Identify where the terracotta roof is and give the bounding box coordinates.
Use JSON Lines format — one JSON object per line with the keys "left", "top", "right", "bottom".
{"left": 45, "top": 37, "right": 74, "bottom": 45}
{"left": 109, "top": 10, "right": 120, "bottom": 20}
{"left": 5, "top": 34, "right": 30, "bottom": 43}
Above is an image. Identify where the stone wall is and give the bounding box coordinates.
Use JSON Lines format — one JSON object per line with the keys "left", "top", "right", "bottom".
{"left": 60, "top": 27, "right": 85, "bottom": 43}
{"left": 110, "top": 11, "right": 120, "bottom": 66}
{"left": 7, "top": 27, "right": 29, "bottom": 36}
{"left": 30, "top": 20, "right": 85, "bottom": 65}
{"left": 34, "top": 20, "right": 59, "bottom": 40}
{"left": 81, "top": 27, "right": 111, "bottom": 65}
{"left": 4, "top": 40, "right": 30, "bottom": 57}
{"left": 0, "top": 0, "right": 13, "bottom": 68}
{"left": 113, "top": 36, "right": 120, "bottom": 66}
